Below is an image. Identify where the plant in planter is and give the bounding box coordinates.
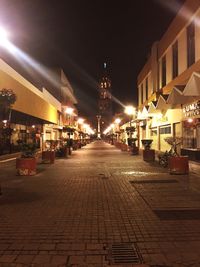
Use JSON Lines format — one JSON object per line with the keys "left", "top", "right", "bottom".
{"left": 42, "top": 140, "right": 55, "bottom": 164}
{"left": 120, "top": 139, "right": 128, "bottom": 151}
{"left": 129, "top": 137, "right": 139, "bottom": 155}
{"left": 141, "top": 139, "right": 155, "bottom": 162}
{"left": 16, "top": 142, "right": 37, "bottom": 176}
{"left": 164, "top": 137, "right": 189, "bottom": 174}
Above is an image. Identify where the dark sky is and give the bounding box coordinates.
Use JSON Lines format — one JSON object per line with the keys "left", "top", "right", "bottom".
{"left": 0, "top": 0, "right": 185, "bottom": 121}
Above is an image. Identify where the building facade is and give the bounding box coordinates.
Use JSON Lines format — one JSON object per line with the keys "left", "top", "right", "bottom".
{"left": 0, "top": 58, "right": 78, "bottom": 155}
{"left": 137, "top": 0, "right": 200, "bottom": 160}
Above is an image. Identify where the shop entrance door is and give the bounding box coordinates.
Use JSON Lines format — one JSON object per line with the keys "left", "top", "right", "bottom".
{"left": 197, "top": 125, "right": 200, "bottom": 148}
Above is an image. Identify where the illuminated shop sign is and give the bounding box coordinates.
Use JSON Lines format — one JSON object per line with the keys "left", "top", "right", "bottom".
{"left": 183, "top": 101, "right": 200, "bottom": 117}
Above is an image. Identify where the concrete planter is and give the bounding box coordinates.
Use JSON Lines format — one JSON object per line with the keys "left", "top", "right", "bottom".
{"left": 42, "top": 151, "right": 55, "bottom": 164}
{"left": 143, "top": 149, "right": 155, "bottom": 162}
{"left": 121, "top": 143, "right": 128, "bottom": 151}
{"left": 16, "top": 157, "right": 37, "bottom": 176}
{"left": 131, "top": 146, "right": 139, "bottom": 155}
{"left": 168, "top": 156, "right": 189, "bottom": 174}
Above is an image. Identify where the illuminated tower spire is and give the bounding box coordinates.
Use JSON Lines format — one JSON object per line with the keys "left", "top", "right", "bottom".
{"left": 98, "top": 62, "right": 112, "bottom": 129}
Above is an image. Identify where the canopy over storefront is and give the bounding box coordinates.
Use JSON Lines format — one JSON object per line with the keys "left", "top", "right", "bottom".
{"left": 183, "top": 72, "right": 200, "bottom": 97}
{"left": 156, "top": 94, "right": 170, "bottom": 110}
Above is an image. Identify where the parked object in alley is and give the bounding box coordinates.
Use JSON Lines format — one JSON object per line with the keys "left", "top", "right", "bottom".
{"left": 141, "top": 139, "right": 155, "bottom": 162}
{"left": 16, "top": 143, "right": 37, "bottom": 176}
{"left": 165, "top": 137, "right": 189, "bottom": 175}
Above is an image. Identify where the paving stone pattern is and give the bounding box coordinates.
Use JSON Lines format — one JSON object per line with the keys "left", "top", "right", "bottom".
{"left": 0, "top": 141, "right": 200, "bottom": 266}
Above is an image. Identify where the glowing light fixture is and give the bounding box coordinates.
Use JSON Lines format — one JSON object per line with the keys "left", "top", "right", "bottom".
{"left": 77, "top": 118, "right": 84, "bottom": 124}
{"left": 2, "top": 120, "right": 7, "bottom": 124}
{"left": 114, "top": 118, "right": 121, "bottom": 124}
{"left": 65, "top": 107, "right": 74, "bottom": 115}
{"left": 187, "top": 118, "right": 193, "bottom": 123}
{"left": 124, "top": 105, "right": 136, "bottom": 115}
{"left": 0, "top": 27, "right": 9, "bottom": 47}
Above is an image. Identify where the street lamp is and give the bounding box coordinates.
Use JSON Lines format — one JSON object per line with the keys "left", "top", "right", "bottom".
{"left": 77, "top": 118, "right": 84, "bottom": 125}
{"left": 65, "top": 107, "right": 74, "bottom": 126}
{"left": 124, "top": 105, "right": 137, "bottom": 145}
{"left": 124, "top": 105, "right": 136, "bottom": 126}
{"left": 0, "top": 27, "right": 9, "bottom": 47}
{"left": 114, "top": 118, "right": 121, "bottom": 124}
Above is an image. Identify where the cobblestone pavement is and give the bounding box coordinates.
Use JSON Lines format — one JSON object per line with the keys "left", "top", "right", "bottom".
{"left": 1, "top": 141, "right": 200, "bottom": 267}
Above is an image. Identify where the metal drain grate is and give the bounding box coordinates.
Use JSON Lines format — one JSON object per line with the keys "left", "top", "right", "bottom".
{"left": 98, "top": 173, "right": 109, "bottom": 179}
{"left": 130, "top": 179, "right": 178, "bottom": 184}
{"left": 154, "top": 209, "right": 200, "bottom": 220}
{"left": 107, "top": 243, "right": 142, "bottom": 264}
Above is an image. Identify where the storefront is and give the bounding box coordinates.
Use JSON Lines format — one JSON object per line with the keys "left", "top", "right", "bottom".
{"left": 148, "top": 108, "right": 183, "bottom": 152}
{"left": 181, "top": 100, "right": 200, "bottom": 160}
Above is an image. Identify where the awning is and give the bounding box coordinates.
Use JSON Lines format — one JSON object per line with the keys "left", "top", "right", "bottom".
{"left": 148, "top": 100, "right": 159, "bottom": 114}
{"left": 156, "top": 94, "right": 170, "bottom": 110}
{"left": 167, "top": 85, "right": 186, "bottom": 105}
{"left": 183, "top": 72, "right": 200, "bottom": 96}
{"left": 137, "top": 108, "right": 147, "bottom": 120}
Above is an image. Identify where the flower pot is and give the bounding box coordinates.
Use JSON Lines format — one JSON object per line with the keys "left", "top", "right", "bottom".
{"left": 168, "top": 156, "right": 189, "bottom": 175}
{"left": 42, "top": 151, "right": 55, "bottom": 164}
{"left": 143, "top": 149, "right": 155, "bottom": 162}
{"left": 121, "top": 143, "right": 128, "bottom": 151}
{"left": 131, "top": 146, "right": 139, "bottom": 155}
{"left": 16, "top": 157, "right": 37, "bottom": 176}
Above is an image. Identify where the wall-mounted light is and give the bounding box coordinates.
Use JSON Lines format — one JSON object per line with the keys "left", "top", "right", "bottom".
{"left": 187, "top": 118, "right": 193, "bottom": 123}
{"left": 65, "top": 107, "right": 74, "bottom": 115}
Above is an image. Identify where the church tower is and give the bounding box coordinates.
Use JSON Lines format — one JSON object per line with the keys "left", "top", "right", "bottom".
{"left": 98, "top": 63, "right": 112, "bottom": 129}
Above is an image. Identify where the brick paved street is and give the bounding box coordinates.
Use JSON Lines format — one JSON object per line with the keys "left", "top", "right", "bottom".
{"left": 1, "top": 141, "right": 200, "bottom": 267}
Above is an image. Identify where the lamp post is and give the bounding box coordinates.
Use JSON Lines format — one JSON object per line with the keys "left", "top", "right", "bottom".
{"left": 65, "top": 107, "right": 74, "bottom": 154}
{"left": 96, "top": 115, "right": 101, "bottom": 139}
{"left": 114, "top": 118, "right": 121, "bottom": 142}
{"left": 124, "top": 106, "right": 136, "bottom": 127}
{"left": 124, "top": 105, "right": 137, "bottom": 148}
{"left": 77, "top": 118, "right": 84, "bottom": 147}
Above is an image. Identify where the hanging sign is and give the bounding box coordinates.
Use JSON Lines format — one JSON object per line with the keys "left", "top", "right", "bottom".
{"left": 183, "top": 101, "right": 200, "bottom": 117}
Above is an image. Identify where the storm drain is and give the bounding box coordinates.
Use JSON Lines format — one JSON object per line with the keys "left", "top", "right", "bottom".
{"left": 130, "top": 179, "right": 178, "bottom": 184}
{"left": 107, "top": 243, "right": 142, "bottom": 265}
{"left": 154, "top": 209, "right": 200, "bottom": 220}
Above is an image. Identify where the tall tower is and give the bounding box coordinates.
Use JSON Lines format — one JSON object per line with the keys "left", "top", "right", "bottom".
{"left": 98, "top": 63, "right": 112, "bottom": 130}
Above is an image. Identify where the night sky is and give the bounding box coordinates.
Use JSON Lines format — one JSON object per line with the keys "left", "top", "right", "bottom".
{"left": 0, "top": 0, "right": 185, "bottom": 121}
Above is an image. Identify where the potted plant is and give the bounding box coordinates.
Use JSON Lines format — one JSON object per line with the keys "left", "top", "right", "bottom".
{"left": 129, "top": 137, "right": 139, "bottom": 155}
{"left": 16, "top": 142, "right": 37, "bottom": 176}
{"left": 42, "top": 140, "right": 55, "bottom": 164}
{"left": 164, "top": 137, "right": 189, "bottom": 174}
{"left": 141, "top": 139, "right": 155, "bottom": 162}
{"left": 120, "top": 139, "right": 128, "bottom": 151}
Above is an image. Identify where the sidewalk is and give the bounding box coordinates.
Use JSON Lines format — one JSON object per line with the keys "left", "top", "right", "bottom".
{"left": 0, "top": 141, "right": 200, "bottom": 267}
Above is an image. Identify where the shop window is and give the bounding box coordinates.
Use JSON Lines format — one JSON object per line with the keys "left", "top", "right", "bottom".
{"left": 160, "top": 125, "right": 171, "bottom": 134}
{"left": 183, "top": 127, "right": 196, "bottom": 148}
{"left": 150, "top": 128, "right": 157, "bottom": 136}
{"left": 187, "top": 21, "right": 195, "bottom": 67}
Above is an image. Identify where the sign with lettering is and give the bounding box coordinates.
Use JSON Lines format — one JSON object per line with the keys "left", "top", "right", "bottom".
{"left": 183, "top": 101, "right": 200, "bottom": 117}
